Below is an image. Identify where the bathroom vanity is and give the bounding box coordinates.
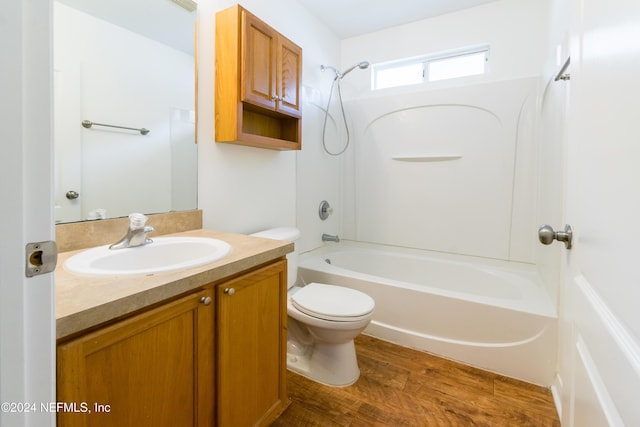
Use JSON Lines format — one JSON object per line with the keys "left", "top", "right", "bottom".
{"left": 55, "top": 229, "right": 292, "bottom": 426}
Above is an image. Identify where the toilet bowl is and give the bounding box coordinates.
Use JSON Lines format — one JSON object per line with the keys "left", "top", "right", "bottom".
{"left": 250, "top": 227, "right": 374, "bottom": 386}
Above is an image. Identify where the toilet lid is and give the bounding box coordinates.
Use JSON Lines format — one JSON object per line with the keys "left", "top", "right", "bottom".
{"left": 291, "top": 283, "right": 374, "bottom": 321}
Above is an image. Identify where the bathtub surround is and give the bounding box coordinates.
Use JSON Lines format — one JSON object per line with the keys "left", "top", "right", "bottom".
{"left": 333, "top": 0, "right": 549, "bottom": 261}
{"left": 343, "top": 77, "right": 538, "bottom": 263}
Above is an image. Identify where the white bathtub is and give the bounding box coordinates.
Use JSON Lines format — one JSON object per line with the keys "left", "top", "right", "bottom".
{"left": 298, "top": 242, "right": 557, "bottom": 386}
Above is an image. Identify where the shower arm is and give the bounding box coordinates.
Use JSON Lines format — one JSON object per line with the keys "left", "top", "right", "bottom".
{"left": 321, "top": 61, "right": 370, "bottom": 80}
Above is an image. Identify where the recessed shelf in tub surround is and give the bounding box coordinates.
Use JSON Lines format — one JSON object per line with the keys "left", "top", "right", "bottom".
{"left": 391, "top": 154, "right": 462, "bottom": 162}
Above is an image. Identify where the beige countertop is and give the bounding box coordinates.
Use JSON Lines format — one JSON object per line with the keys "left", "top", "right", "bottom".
{"left": 56, "top": 229, "right": 293, "bottom": 340}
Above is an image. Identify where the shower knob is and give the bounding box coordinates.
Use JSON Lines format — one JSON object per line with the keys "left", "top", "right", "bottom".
{"left": 319, "top": 200, "right": 333, "bottom": 220}
{"left": 538, "top": 224, "right": 573, "bottom": 249}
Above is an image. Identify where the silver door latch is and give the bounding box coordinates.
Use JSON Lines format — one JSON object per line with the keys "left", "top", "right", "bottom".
{"left": 25, "top": 241, "right": 58, "bottom": 277}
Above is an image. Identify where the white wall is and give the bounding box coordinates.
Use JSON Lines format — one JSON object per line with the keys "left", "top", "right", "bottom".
{"left": 196, "top": 0, "right": 341, "bottom": 256}
{"left": 341, "top": 0, "right": 549, "bottom": 97}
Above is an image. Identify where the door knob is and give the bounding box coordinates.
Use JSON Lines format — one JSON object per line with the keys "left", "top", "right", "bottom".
{"left": 66, "top": 190, "right": 80, "bottom": 200}
{"left": 538, "top": 224, "right": 573, "bottom": 249}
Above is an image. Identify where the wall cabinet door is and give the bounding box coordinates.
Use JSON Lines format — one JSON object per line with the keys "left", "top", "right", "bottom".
{"left": 241, "top": 11, "right": 277, "bottom": 111}
{"left": 57, "top": 289, "right": 214, "bottom": 427}
{"left": 276, "top": 36, "right": 302, "bottom": 118}
{"left": 216, "top": 260, "right": 288, "bottom": 427}
{"left": 241, "top": 10, "right": 301, "bottom": 118}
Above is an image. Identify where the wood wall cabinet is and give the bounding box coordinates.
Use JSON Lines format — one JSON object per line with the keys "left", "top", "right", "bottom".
{"left": 215, "top": 4, "right": 302, "bottom": 150}
{"left": 57, "top": 289, "right": 215, "bottom": 427}
{"left": 216, "top": 260, "right": 288, "bottom": 427}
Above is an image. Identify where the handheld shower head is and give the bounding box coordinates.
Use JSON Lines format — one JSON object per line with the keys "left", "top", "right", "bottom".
{"left": 339, "top": 61, "right": 370, "bottom": 79}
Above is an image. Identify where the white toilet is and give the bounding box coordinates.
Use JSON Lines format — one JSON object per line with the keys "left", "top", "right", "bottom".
{"left": 251, "top": 227, "right": 374, "bottom": 387}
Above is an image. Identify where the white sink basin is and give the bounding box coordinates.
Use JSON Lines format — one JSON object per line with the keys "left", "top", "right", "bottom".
{"left": 64, "top": 236, "right": 232, "bottom": 276}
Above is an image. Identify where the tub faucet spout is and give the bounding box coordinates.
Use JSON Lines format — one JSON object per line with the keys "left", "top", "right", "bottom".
{"left": 109, "top": 213, "right": 154, "bottom": 250}
{"left": 322, "top": 233, "right": 340, "bottom": 243}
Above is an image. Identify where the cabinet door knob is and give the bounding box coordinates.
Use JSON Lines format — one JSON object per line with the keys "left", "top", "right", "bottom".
{"left": 224, "top": 288, "right": 235, "bottom": 296}
{"left": 200, "top": 296, "right": 212, "bottom": 305}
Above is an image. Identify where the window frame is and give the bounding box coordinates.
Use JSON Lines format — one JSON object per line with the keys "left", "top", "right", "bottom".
{"left": 371, "top": 44, "right": 490, "bottom": 90}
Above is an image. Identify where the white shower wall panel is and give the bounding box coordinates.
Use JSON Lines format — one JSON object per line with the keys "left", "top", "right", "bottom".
{"left": 348, "top": 78, "right": 537, "bottom": 261}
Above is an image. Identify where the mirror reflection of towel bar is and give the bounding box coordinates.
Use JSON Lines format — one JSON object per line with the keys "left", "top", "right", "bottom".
{"left": 554, "top": 57, "right": 570, "bottom": 81}
{"left": 81, "top": 120, "right": 150, "bottom": 135}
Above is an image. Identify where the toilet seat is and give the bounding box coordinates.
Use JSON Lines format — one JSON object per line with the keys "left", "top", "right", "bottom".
{"left": 291, "top": 283, "right": 374, "bottom": 322}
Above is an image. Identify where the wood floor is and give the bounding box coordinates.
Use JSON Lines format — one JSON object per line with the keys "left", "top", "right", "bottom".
{"left": 272, "top": 335, "right": 560, "bottom": 426}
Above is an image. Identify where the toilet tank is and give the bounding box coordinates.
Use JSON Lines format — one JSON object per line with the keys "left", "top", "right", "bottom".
{"left": 250, "top": 227, "right": 300, "bottom": 288}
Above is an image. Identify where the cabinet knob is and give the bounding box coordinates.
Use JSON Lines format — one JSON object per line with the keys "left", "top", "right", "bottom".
{"left": 200, "top": 296, "right": 212, "bottom": 305}
{"left": 224, "top": 288, "right": 235, "bottom": 296}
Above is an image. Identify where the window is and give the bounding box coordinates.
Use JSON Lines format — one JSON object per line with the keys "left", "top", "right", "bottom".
{"left": 372, "top": 45, "right": 489, "bottom": 90}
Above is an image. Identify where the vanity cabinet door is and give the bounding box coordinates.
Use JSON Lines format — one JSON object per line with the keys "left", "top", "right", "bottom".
{"left": 216, "top": 260, "right": 288, "bottom": 427}
{"left": 57, "top": 289, "right": 214, "bottom": 427}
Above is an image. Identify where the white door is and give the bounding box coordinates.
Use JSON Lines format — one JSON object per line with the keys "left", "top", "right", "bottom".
{"left": 53, "top": 65, "right": 83, "bottom": 223}
{"left": 0, "top": 1, "right": 56, "bottom": 426}
{"left": 561, "top": 0, "right": 640, "bottom": 424}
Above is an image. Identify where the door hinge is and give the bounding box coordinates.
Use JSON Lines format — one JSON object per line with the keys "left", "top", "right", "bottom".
{"left": 25, "top": 241, "right": 58, "bottom": 278}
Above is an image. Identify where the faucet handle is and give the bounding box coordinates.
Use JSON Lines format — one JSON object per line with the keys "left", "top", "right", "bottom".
{"left": 128, "top": 212, "right": 149, "bottom": 229}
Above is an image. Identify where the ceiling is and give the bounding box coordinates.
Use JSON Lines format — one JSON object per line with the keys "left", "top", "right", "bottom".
{"left": 296, "top": 0, "right": 500, "bottom": 39}
{"left": 56, "top": 0, "right": 196, "bottom": 54}
{"left": 56, "top": 0, "right": 500, "bottom": 55}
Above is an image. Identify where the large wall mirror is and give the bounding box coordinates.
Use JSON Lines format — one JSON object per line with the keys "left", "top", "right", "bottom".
{"left": 54, "top": 0, "right": 197, "bottom": 224}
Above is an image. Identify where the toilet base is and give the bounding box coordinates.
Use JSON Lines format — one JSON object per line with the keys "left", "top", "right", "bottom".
{"left": 286, "top": 339, "right": 360, "bottom": 387}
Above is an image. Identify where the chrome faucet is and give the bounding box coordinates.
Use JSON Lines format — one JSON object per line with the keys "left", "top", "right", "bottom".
{"left": 322, "top": 233, "right": 340, "bottom": 243}
{"left": 109, "top": 213, "right": 154, "bottom": 250}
